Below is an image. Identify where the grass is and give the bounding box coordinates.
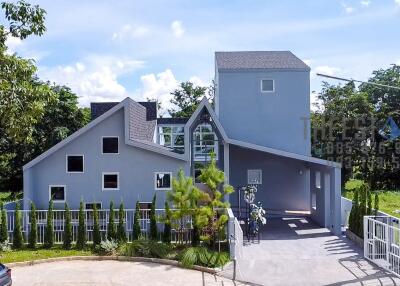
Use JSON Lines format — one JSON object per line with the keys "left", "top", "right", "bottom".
{"left": 0, "top": 245, "right": 93, "bottom": 264}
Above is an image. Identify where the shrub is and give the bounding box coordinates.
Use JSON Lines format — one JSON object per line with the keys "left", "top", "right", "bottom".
{"left": 367, "top": 190, "right": 373, "bottom": 215}
{"left": 117, "top": 202, "right": 127, "bottom": 243}
{"left": 28, "top": 201, "right": 37, "bottom": 249}
{"left": 374, "top": 192, "right": 380, "bottom": 216}
{"left": 178, "top": 247, "right": 230, "bottom": 268}
{"left": 76, "top": 200, "right": 86, "bottom": 249}
{"left": 92, "top": 204, "right": 101, "bottom": 248}
{"left": 13, "top": 202, "right": 23, "bottom": 249}
{"left": 107, "top": 201, "right": 116, "bottom": 240}
{"left": 63, "top": 203, "right": 72, "bottom": 250}
{"left": 0, "top": 240, "right": 10, "bottom": 252}
{"left": 348, "top": 189, "right": 359, "bottom": 235}
{"left": 0, "top": 202, "right": 8, "bottom": 243}
{"left": 44, "top": 200, "right": 54, "bottom": 248}
{"left": 132, "top": 201, "right": 141, "bottom": 240}
{"left": 162, "top": 202, "right": 171, "bottom": 244}
{"left": 122, "top": 239, "right": 170, "bottom": 258}
{"left": 150, "top": 195, "right": 157, "bottom": 241}
{"left": 99, "top": 239, "right": 118, "bottom": 256}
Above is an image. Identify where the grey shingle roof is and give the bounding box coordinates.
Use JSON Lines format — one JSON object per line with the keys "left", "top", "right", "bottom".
{"left": 90, "top": 101, "right": 157, "bottom": 121}
{"left": 157, "top": 117, "right": 189, "bottom": 124}
{"left": 215, "top": 51, "right": 310, "bottom": 71}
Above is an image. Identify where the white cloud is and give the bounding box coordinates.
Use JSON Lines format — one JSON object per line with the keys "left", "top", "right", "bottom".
{"left": 396, "top": 0, "right": 400, "bottom": 6}
{"left": 112, "top": 24, "right": 150, "bottom": 40}
{"left": 342, "top": 3, "right": 355, "bottom": 14}
{"left": 39, "top": 55, "right": 145, "bottom": 106}
{"left": 360, "top": 0, "right": 371, "bottom": 7}
{"left": 314, "top": 65, "right": 341, "bottom": 76}
{"left": 171, "top": 20, "right": 184, "bottom": 38}
{"left": 5, "top": 36, "right": 22, "bottom": 54}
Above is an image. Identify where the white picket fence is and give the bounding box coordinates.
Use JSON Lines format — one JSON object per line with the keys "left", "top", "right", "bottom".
{"left": 3, "top": 209, "right": 193, "bottom": 244}
{"left": 364, "top": 215, "right": 400, "bottom": 277}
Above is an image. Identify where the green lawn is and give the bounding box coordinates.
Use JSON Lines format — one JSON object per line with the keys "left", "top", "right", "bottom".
{"left": 0, "top": 246, "right": 93, "bottom": 264}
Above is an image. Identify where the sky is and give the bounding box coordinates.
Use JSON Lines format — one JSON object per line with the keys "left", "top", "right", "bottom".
{"left": 3, "top": 0, "right": 400, "bottom": 113}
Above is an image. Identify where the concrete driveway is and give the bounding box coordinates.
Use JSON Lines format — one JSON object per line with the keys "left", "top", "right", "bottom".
{"left": 11, "top": 260, "right": 247, "bottom": 286}
{"left": 223, "top": 217, "right": 400, "bottom": 286}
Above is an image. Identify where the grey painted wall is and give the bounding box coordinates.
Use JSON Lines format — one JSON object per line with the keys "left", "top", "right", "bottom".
{"left": 24, "top": 109, "right": 189, "bottom": 210}
{"left": 228, "top": 145, "right": 310, "bottom": 213}
{"left": 216, "top": 70, "right": 311, "bottom": 156}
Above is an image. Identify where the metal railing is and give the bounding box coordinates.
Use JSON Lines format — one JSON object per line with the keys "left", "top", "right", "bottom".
{"left": 364, "top": 215, "right": 400, "bottom": 277}
{"left": 228, "top": 208, "right": 243, "bottom": 280}
{"left": 3, "top": 209, "right": 193, "bottom": 244}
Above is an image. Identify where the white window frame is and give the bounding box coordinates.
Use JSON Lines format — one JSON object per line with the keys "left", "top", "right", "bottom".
{"left": 66, "top": 154, "right": 84, "bottom": 173}
{"left": 49, "top": 185, "right": 66, "bottom": 203}
{"left": 102, "top": 172, "right": 120, "bottom": 191}
{"left": 101, "top": 136, "right": 119, "bottom": 154}
{"left": 193, "top": 124, "right": 218, "bottom": 161}
{"left": 157, "top": 125, "right": 185, "bottom": 154}
{"left": 154, "top": 172, "right": 172, "bottom": 190}
{"left": 85, "top": 202, "right": 102, "bottom": 210}
{"left": 247, "top": 169, "right": 262, "bottom": 185}
{"left": 260, "top": 79, "right": 275, "bottom": 93}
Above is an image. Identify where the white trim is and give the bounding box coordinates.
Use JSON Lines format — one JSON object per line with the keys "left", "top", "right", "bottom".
{"left": 102, "top": 172, "right": 120, "bottom": 191}
{"left": 49, "top": 185, "right": 66, "bottom": 203}
{"left": 247, "top": 169, "right": 262, "bottom": 185}
{"left": 101, "top": 136, "right": 119, "bottom": 154}
{"left": 260, "top": 79, "right": 275, "bottom": 93}
{"left": 85, "top": 202, "right": 102, "bottom": 209}
{"left": 66, "top": 154, "right": 84, "bottom": 173}
{"left": 126, "top": 139, "right": 186, "bottom": 161}
{"left": 154, "top": 172, "right": 172, "bottom": 190}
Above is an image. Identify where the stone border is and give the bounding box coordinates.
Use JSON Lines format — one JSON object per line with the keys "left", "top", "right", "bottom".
{"left": 345, "top": 229, "right": 364, "bottom": 248}
{"left": 5, "top": 255, "right": 220, "bottom": 274}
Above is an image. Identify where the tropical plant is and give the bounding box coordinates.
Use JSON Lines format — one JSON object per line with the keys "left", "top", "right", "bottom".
{"left": 12, "top": 202, "right": 23, "bottom": 249}
{"left": 44, "top": 200, "right": 54, "bottom": 248}
{"left": 0, "top": 202, "right": 8, "bottom": 243}
{"left": 99, "top": 239, "right": 118, "bottom": 256}
{"left": 132, "top": 201, "right": 141, "bottom": 240}
{"left": 63, "top": 202, "right": 72, "bottom": 250}
{"left": 163, "top": 202, "right": 172, "bottom": 244}
{"left": 122, "top": 239, "right": 170, "bottom": 259}
{"left": 92, "top": 203, "right": 101, "bottom": 248}
{"left": 117, "top": 202, "right": 127, "bottom": 243}
{"left": 149, "top": 195, "right": 158, "bottom": 241}
{"left": 76, "top": 200, "right": 86, "bottom": 249}
{"left": 28, "top": 201, "right": 37, "bottom": 248}
{"left": 178, "top": 246, "right": 230, "bottom": 268}
{"left": 107, "top": 201, "right": 116, "bottom": 240}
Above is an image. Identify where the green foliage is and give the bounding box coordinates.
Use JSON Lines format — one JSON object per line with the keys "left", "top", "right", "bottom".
{"left": 117, "top": 202, "right": 126, "bottom": 243}
{"left": 132, "top": 201, "right": 141, "bottom": 240}
{"left": 348, "top": 189, "right": 358, "bottom": 236}
{"left": 99, "top": 239, "right": 118, "bottom": 256}
{"left": 63, "top": 203, "right": 72, "bottom": 250}
{"left": 107, "top": 201, "right": 116, "bottom": 241}
{"left": 162, "top": 202, "right": 171, "bottom": 244}
{"left": 0, "top": 202, "right": 7, "bottom": 243}
{"left": 12, "top": 202, "right": 23, "bottom": 249}
{"left": 28, "top": 201, "right": 37, "bottom": 249}
{"left": 348, "top": 182, "right": 373, "bottom": 238}
{"left": 191, "top": 216, "right": 200, "bottom": 247}
{"left": 367, "top": 190, "right": 373, "bottom": 215}
{"left": 92, "top": 204, "right": 101, "bottom": 248}
{"left": 44, "top": 200, "right": 54, "bottom": 248}
{"left": 122, "top": 239, "right": 171, "bottom": 259}
{"left": 374, "top": 192, "right": 380, "bottom": 216}
{"left": 76, "top": 200, "right": 86, "bottom": 250}
{"left": 178, "top": 247, "right": 230, "bottom": 268}
{"left": 150, "top": 195, "right": 158, "bottom": 241}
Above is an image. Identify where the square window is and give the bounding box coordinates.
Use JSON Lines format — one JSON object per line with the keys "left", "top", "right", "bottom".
{"left": 49, "top": 185, "right": 65, "bottom": 202}
{"left": 261, "top": 79, "right": 274, "bottom": 92}
{"left": 155, "top": 172, "right": 172, "bottom": 190}
{"left": 103, "top": 173, "right": 119, "bottom": 190}
{"left": 66, "top": 155, "right": 84, "bottom": 173}
{"left": 139, "top": 202, "right": 152, "bottom": 209}
{"left": 85, "top": 203, "right": 102, "bottom": 210}
{"left": 248, "top": 169, "right": 262, "bottom": 184}
{"left": 102, "top": 137, "right": 119, "bottom": 154}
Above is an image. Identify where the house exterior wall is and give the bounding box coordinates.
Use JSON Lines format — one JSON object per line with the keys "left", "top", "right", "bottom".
{"left": 217, "top": 69, "right": 311, "bottom": 156}
{"left": 24, "top": 109, "right": 189, "bottom": 210}
{"left": 229, "top": 145, "right": 310, "bottom": 213}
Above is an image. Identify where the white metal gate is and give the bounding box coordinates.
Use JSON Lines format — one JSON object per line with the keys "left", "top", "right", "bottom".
{"left": 364, "top": 216, "right": 400, "bottom": 277}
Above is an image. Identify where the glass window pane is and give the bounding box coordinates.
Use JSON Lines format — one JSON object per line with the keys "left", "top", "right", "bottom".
{"left": 173, "top": 134, "right": 184, "bottom": 146}
{"left": 103, "top": 174, "right": 118, "bottom": 189}
{"left": 262, "top": 79, "right": 274, "bottom": 92}
{"left": 161, "top": 127, "right": 171, "bottom": 133}
{"left": 162, "top": 134, "right": 171, "bottom": 146}
{"left": 172, "top": 126, "right": 184, "bottom": 133}
{"left": 50, "top": 186, "right": 65, "bottom": 201}
{"left": 103, "top": 137, "right": 118, "bottom": 153}
{"left": 67, "top": 156, "right": 83, "bottom": 172}
{"left": 201, "top": 125, "right": 212, "bottom": 132}
{"left": 156, "top": 173, "right": 171, "bottom": 189}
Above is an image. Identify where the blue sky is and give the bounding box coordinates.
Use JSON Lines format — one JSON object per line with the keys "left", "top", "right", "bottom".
{"left": 4, "top": 0, "right": 400, "bottom": 111}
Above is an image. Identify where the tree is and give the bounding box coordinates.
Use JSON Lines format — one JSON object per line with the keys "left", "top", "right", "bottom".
{"left": 168, "top": 82, "right": 208, "bottom": 118}
{"left": 28, "top": 201, "right": 37, "bottom": 248}
{"left": 367, "top": 190, "right": 373, "bottom": 215}
{"left": 63, "top": 203, "right": 72, "bottom": 250}
{"left": 348, "top": 189, "right": 359, "bottom": 235}
{"left": 44, "top": 200, "right": 54, "bottom": 248}
{"left": 162, "top": 202, "right": 171, "bottom": 244}
{"left": 132, "top": 201, "right": 141, "bottom": 240}
{"left": 76, "top": 200, "right": 86, "bottom": 249}
{"left": 92, "top": 203, "right": 101, "bottom": 248}
{"left": 12, "top": 202, "right": 23, "bottom": 248}
{"left": 117, "top": 202, "right": 126, "bottom": 243}
{"left": 0, "top": 202, "right": 7, "bottom": 243}
{"left": 107, "top": 201, "right": 116, "bottom": 241}
{"left": 374, "top": 193, "right": 380, "bottom": 217}
{"left": 149, "top": 195, "right": 158, "bottom": 241}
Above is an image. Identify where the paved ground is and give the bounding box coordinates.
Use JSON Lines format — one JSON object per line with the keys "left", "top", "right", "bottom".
{"left": 11, "top": 260, "right": 247, "bottom": 286}
{"left": 220, "top": 217, "right": 400, "bottom": 286}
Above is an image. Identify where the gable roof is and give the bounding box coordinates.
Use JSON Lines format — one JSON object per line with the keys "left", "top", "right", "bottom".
{"left": 215, "top": 51, "right": 310, "bottom": 71}
{"left": 91, "top": 101, "right": 157, "bottom": 121}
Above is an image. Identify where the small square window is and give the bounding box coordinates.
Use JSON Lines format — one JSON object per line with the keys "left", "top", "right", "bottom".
{"left": 66, "top": 155, "right": 84, "bottom": 173}
{"left": 102, "top": 137, "right": 119, "bottom": 154}
{"left": 248, "top": 169, "right": 262, "bottom": 184}
{"left": 139, "top": 202, "right": 152, "bottom": 209}
{"left": 49, "top": 185, "right": 66, "bottom": 202}
{"left": 103, "top": 172, "right": 119, "bottom": 190}
{"left": 85, "top": 203, "right": 102, "bottom": 210}
{"left": 261, "top": 79, "right": 274, "bottom": 92}
{"left": 155, "top": 172, "right": 172, "bottom": 190}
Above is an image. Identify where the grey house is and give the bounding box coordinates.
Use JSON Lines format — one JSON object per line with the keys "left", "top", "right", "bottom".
{"left": 23, "top": 51, "right": 342, "bottom": 235}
